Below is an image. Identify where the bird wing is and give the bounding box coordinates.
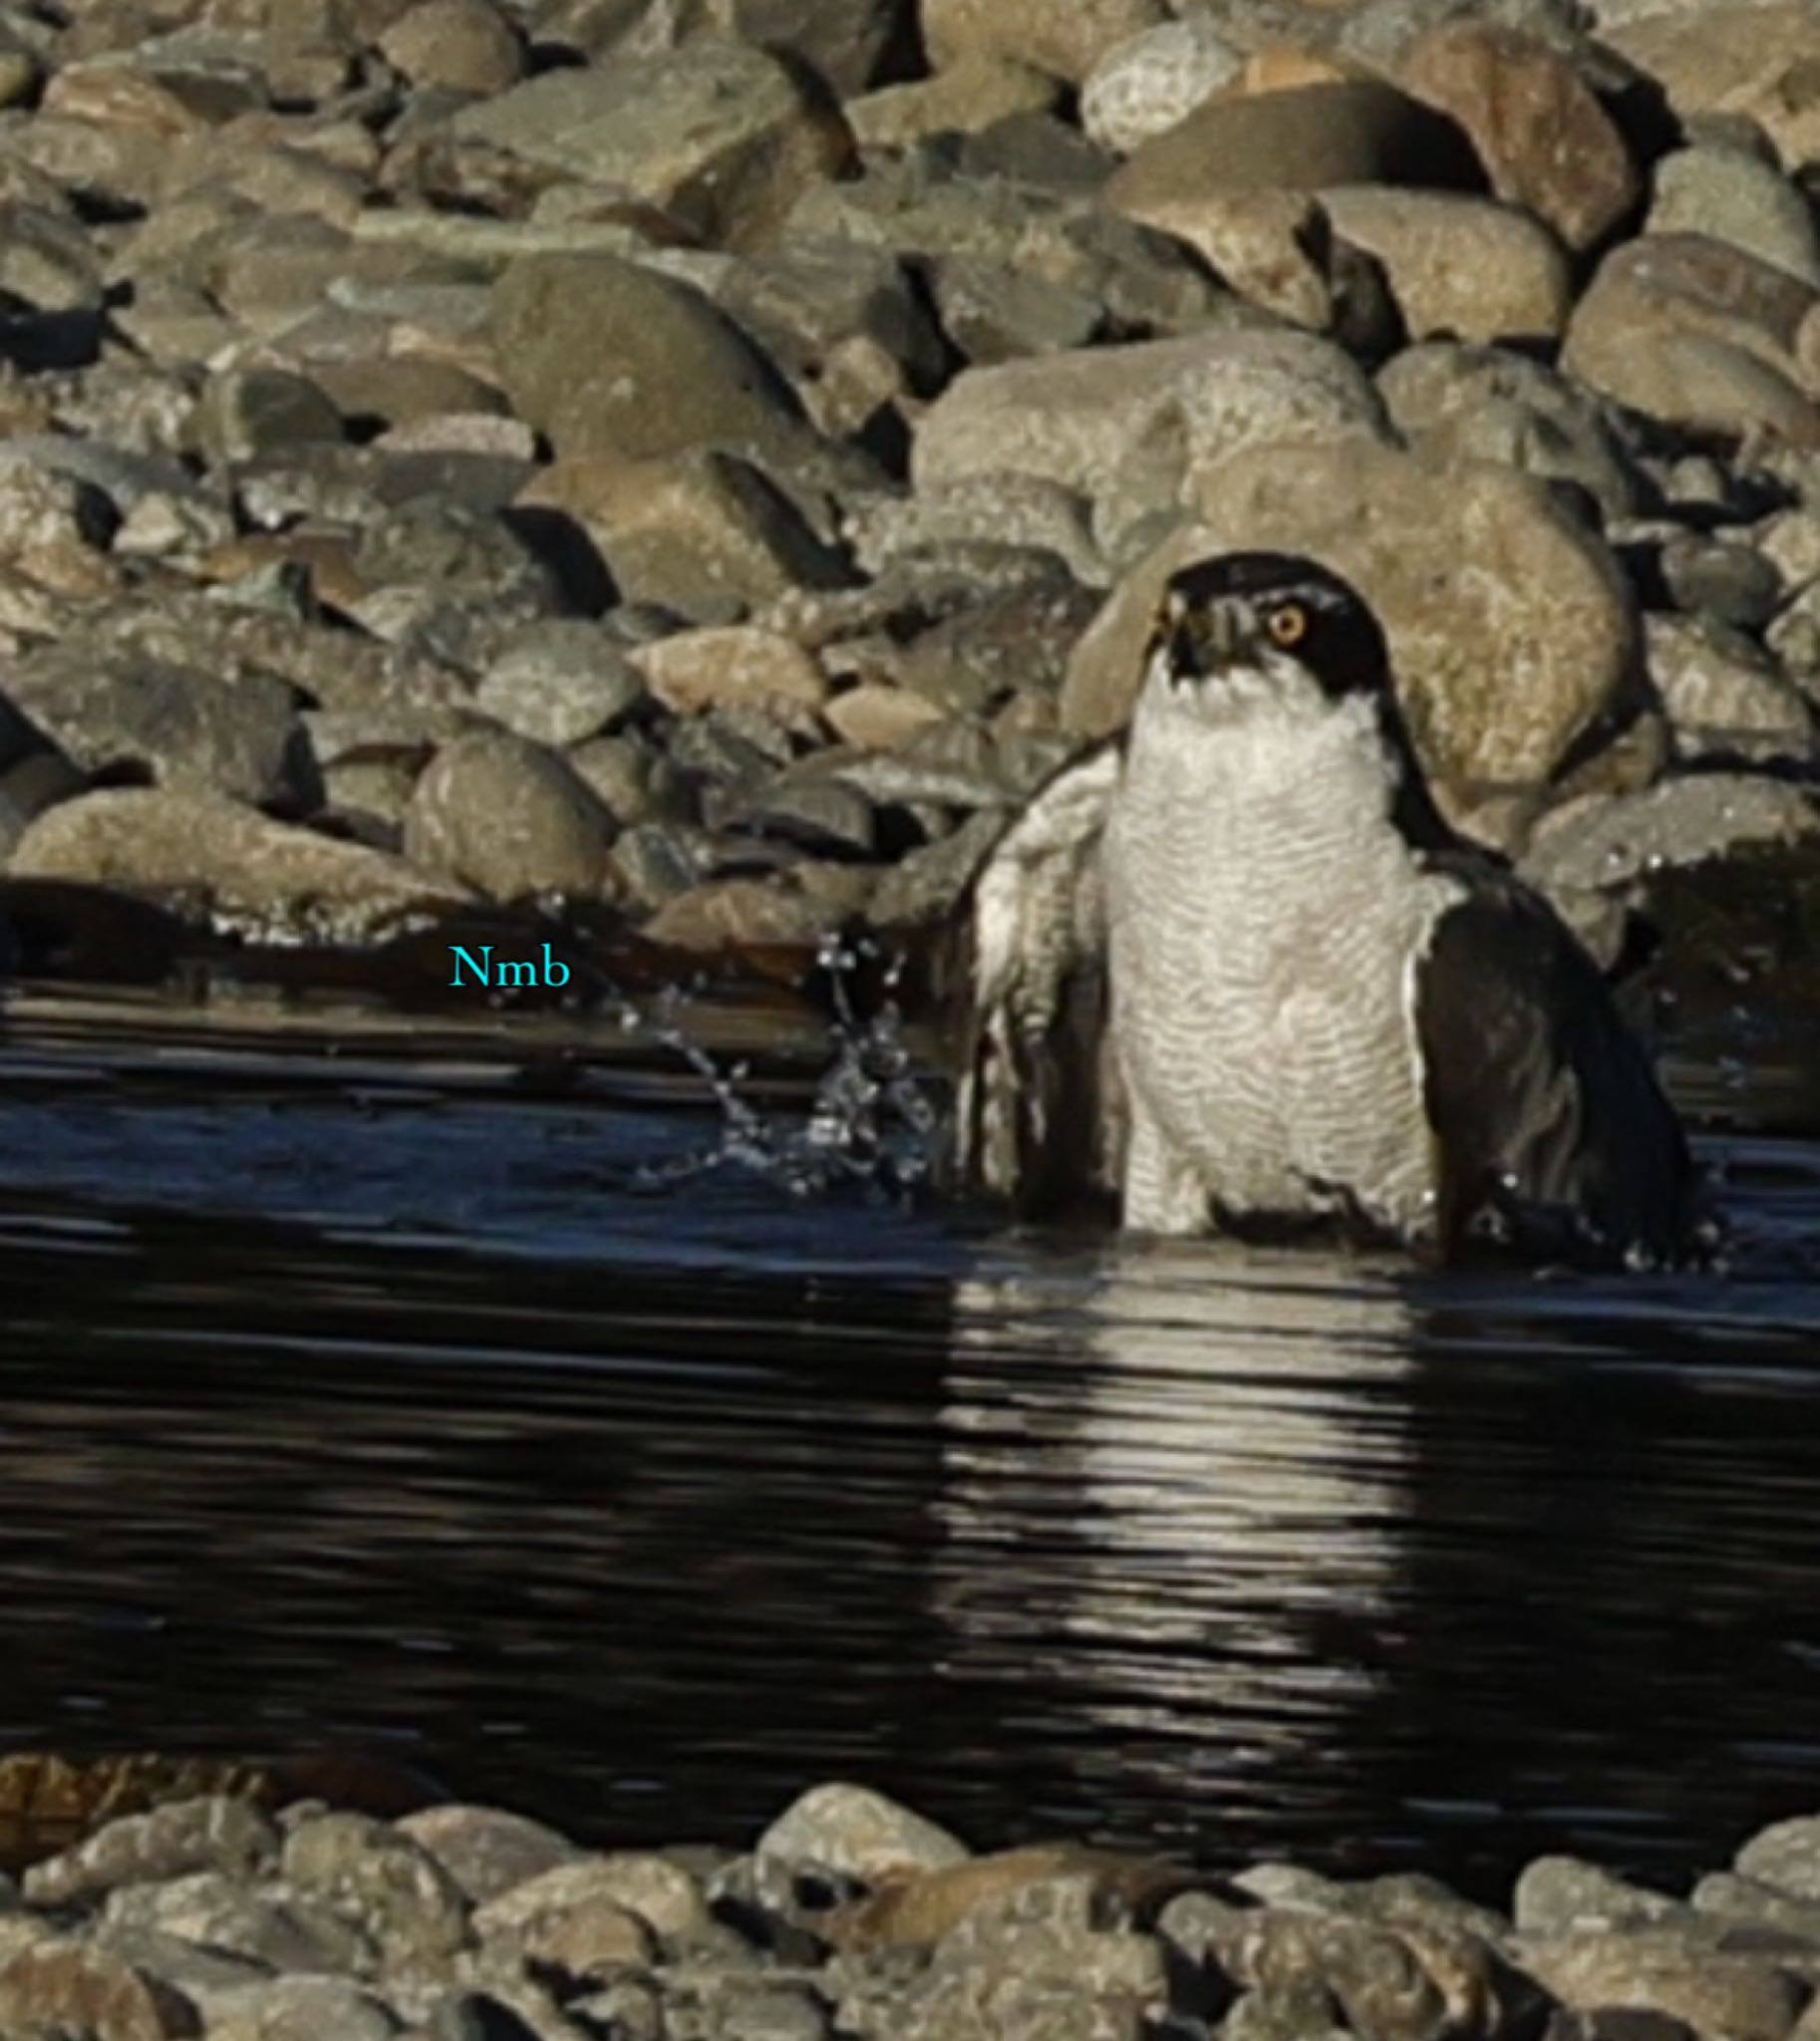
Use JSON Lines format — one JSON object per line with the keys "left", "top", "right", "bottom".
{"left": 947, "top": 740, "right": 1125, "bottom": 1219}
{"left": 1414, "top": 857, "right": 1703, "bottom": 1267}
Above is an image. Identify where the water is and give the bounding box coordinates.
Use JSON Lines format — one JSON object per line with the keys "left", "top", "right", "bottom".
{"left": 0, "top": 982, "right": 1818, "bottom": 1908}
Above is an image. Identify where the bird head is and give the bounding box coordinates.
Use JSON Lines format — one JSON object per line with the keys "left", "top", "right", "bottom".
{"left": 1141, "top": 551, "right": 1394, "bottom": 727}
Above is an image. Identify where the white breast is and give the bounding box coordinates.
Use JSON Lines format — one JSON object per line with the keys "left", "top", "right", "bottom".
{"left": 1103, "top": 677, "right": 1461, "bottom": 1234}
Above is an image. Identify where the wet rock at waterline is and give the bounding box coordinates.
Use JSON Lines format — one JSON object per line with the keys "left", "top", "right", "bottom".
{"left": 0, "top": 0, "right": 1808, "bottom": 1000}
{"left": 0, "top": 1770, "right": 1814, "bottom": 2041}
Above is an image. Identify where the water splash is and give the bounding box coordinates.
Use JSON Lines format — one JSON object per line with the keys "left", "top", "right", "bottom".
{"left": 619, "top": 934, "right": 945, "bottom": 1205}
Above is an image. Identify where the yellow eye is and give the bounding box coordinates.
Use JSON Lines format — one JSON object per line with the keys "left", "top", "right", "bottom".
{"left": 1267, "top": 604, "right": 1308, "bottom": 647}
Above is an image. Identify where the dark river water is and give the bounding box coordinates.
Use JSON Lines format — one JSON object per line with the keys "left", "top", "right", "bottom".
{"left": 1, "top": 981, "right": 1818, "bottom": 1908}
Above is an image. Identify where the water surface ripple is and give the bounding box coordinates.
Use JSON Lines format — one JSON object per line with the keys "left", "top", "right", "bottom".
{"left": 1, "top": 992, "right": 1818, "bottom": 1902}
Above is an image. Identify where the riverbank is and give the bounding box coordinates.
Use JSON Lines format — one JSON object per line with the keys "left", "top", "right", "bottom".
{"left": 0, "top": 0, "right": 1817, "bottom": 1005}
{"left": 0, "top": 1771, "right": 1818, "bottom": 2040}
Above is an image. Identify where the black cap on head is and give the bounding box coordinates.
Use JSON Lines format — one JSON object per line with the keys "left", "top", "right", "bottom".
{"left": 1157, "top": 550, "right": 1393, "bottom": 703}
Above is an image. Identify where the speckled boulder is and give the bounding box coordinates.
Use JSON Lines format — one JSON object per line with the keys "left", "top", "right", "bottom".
{"left": 1079, "top": 17, "right": 1244, "bottom": 155}
{"left": 404, "top": 730, "right": 620, "bottom": 901}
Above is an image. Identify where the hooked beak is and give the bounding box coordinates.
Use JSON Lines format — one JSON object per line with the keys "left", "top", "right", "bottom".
{"left": 1159, "top": 595, "right": 1252, "bottom": 687}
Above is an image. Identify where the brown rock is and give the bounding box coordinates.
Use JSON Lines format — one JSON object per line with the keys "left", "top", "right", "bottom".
{"left": 1063, "top": 439, "right": 1640, "bottom": 804}
{"left": 475, "top": 1853, "right": 711, "bottom": 1943}
{"left": 1605, "top": 4, "right": 1820, "bottom": 171}
{"left": 847, "top": 51, "right": 1060, "bottom": 150}
{"left": 824, "top": 682, "right": 947, "bottom": 748}
{"left": 1318, "top": 186, "right": 1571, "bottom": 345}
{"left": 634, "top": 625, "right": 830, "bottom": 728}
{"left": 404, "top": 730, "right": 619, "bottom": 901}
{"left": 40, "top": 64, "right": 205, "bottom": 145}
{"left": 643, "top": 874, "right": 850, "bottom": 949}
{"left": 1230, "top": 43, "right": 1370, "bottom": 99}
{"left": 380, "top": 0, "right": 523, "bottom": 95}
{"left": 829, "top": 1845, "right": 1187, "bottom": 1949}
{"left": 1103, "top": 80, "right": 1484, "bottom": 212}
{"left": 0, "top": 1942, "right": 200, "bottom": 2041}
{"left": 1107, "top": 185, "right": 1337, "bottom": 331}
{"left": 489, "top": 252, "right": 809, "bottom": 469}
{"left": 517, "top": 448, "right": 851, "bottom": 617}
{"left": 8, "top": 789, "right": 461, "bottom": 939}
{"left": 921, "top": 0, "right": 1167, "bottom": 86}
{"left": 1564, "top": 232, "right": 1820, "bottom": 447}
{"left": 398, "top": 1805, "right": 583, "bottom": 1906}
{"left": 1521, "top": 1931, "right": 1807, "bottom": 2041}
{"left": 1396, "top": 22, "right": 1639, "bottom": 252}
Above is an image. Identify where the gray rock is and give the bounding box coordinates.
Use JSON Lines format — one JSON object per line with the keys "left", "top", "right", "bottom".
{"left": 758, "top": 1784, "right": 970, "bottom": 1883}
{"left": 0, "top": 643, "right": 311, "bottom": 808}
{"left": 396, "top": 1808, "right": 585, "bottom": 1910}
{"left": 475, "top": 1854, "right": 711, "bottom": 1946}
{"left": 1523, "top": 774, "right": 1820, "bottom": 894}
{"left": 474, "top": 623, "right": 647, "bottom": 747}
{"left": 404, "top": 730, "right": 620, "bottom": 901}
{"left": 567, "top": 732, "right": 693, "bottom": 827}
{"left": 1694, "top": 1873, "right": 1820, "bottom": 1945}
{"left": 1739, "top": 1817, "right": 1820, "bottom": 1903}
{"left": 1517, "top": 1925, "right": 1807, "bottom": 2041}
{"left": 280, "top": 1812, "right": 471, "bottom": 1972}
{"left": 1514, "top": 1859, "right": 1688, "bottom": 1936}
{"left": 24, "top": 1797, "right": 279, "bottom": 1908}
{"left": 1649, "top": 146, "right": 1820, "bottom": 287}
{"left": 427, "top": 1990, "right": 548, "bottom": 2041}
{"left": 449, "top": 40, "right": 847, "bottom": 250}
{"left": 205, "top": 1972, "right": 404, "bottom": 2041}
{"left": 1648, "top": 613, "right": 1820, "bottom": 764}
{"left": 0, "top": 746, "right": 85, "bottom": 859}
{"left": 1377, "top": 343, "right": 1645, "bottom": 523}
{"left": 928, "top": 253, "right": 1103, "bottom": 366}
{"left": 0, "top": 197, "right": 105, "bottom": 312}
{"left": 1079, "top": 17, "right": 1245, "bottom": 155}
{"left": 1197, "top": 1904, "right": 1447, "bottom": 2041}
{"left": 104, "top": 1869, "right": 376, "bottom": 1975}
{"left": 1658, "top": 532, "right": 1783, "bottom": 630}
{"left": 195, "top": 368, "right": 344, "bottom": 467}
{"left": 608, "top": 820, "right": 707, "bottom": 908}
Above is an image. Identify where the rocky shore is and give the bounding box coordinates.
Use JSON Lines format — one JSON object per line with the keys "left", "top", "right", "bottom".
{"left": 0, "top": 0, "right": 1815, "bottom": 1004}
{"left": 2, "top": 1770, "right": 1820, "bottom": 2041}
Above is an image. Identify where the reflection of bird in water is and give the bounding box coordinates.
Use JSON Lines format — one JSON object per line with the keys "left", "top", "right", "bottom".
{"left": 931, "top": 1241, "right": 1418, "bottom": 1839}
{"left": 950, "top": 551, "right": 1705, "bottom": 1269}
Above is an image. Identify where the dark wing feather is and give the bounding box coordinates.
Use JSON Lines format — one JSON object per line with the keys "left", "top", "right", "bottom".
{"left": 1416, "top": 859, "right": 1705, "bottom": 1268}
{"left": 947, "top": 742, "right": 1124, "bottom": 1219}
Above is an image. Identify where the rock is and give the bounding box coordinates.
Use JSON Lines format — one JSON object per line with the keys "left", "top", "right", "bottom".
{"left": 396, "top": 1808, "right": 584, "bottom": 1909}
{"left": 1066, "top": 441, "right": 1640, "bottom": 806}
{"left": 1317, "top": 187, "right": 1571, "bottom": 345}
{"left": 642, "top": 872, "right": 851, "bottom": 948}
{"left": 474, "top": 622, "right": 647, "bottom": 747}
{"left": 404, "top": 730, "right": 620, "bottom": 901}
{"left": 1080, "top": 18, "right": 1243, "bottom": 156}
{"left": 1102, "top": 80, "right": 1485, "bottom": 213}
{"left": 1523, "top": 775, "right": 1820, "bottom": 895}
{"left": 757, "top": 1784, "right": 969, "bottom": 1883}
{"left": 823, "top": 683, "right": 948, "bottom": 749}
{"left": 1648, "top": 615, "right": 1818, "bottom": 763}
{"left": 1694, "top": 1872, "right": 1820, "bottom": 1944}
{"left": 475, "top": 1854, "right": 711, "bottom": 1945}
{"left": 1377, "top": 342, "right": 1643, "bottom": 520}
{"left": 1514, "top": 1859, "right": 1688, "bottom": 1935}
{"left": 204, "top": 1974, "right": 403, "bottom": 2041}
{"left": 379, "top": 0, "right": 522, "bottom": 96}
{"left": 105, "top": 1871, "right": 373, "bottom": 1976}
{"left": 1656, "top": 531, "right": 1782, "bottom": 630}
{"left": 866, "top": 807, "right": 1002, "bottom": 923}
{"left": 1649, "top": 146, "right": 1820, "bottom": 288}
{"left": 846, "top": 53, "right": 1060, "bottom": 150}
{"left": 518, "top": 449, "right": 852, "bottom": 619}
{"left": 920, "top": 0, "right": 1167, "bottom": 86}
{"left": 927, "top": 251, "right": 1102, "bottom": 364}
{"left": 279, "top": 1812, "right": 469, "bottom": 1972}
{"left": 1603, "top": 4, "right": 1820, "bottom": 170}
{"left": 831, "top": 1847, "right": 1182, "bottom": 1950}
{"left": 449, "top": 41, "right": 850, "bottom": 251}
{"left": 913, "top": 326, "right": 1389, "bottom": 515}
{"left": 24, "top": 1799, "right": 278, "bottom": 1909}
{"left": 1394, "top": 21, "right": 1639, "bottom": 251}
{"left": 489, "top": 252, "right": 811, "bottom": 471}
{"left": 634, "top": 625, "right": 830, "bottom": 728}
{"left": 1563, "top": 233, "right": 1820, "bottom": 448}
{"left": 194, "top": 367, "right": 344, "bottom": 467}
{"left": 1197, "top": 1904, "right": 1449, "bottom": 2041}
{"left": 1518, "top": 1927, "right": 1807, "bottom": 2041}
{"left": 0, "top": 1940, "right": 202, "bottom": 2041}
{"left": 0, "top": 643, "right": 310, "bottom": 807}
{"left": 1738, "top": 1816, "right": 1820, "bottom": 1903}
{"left": 851, "top": 476, "right": 1103, "bottom": 588}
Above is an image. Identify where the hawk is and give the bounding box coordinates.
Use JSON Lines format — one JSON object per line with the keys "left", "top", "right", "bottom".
{"left": 950, "top": 550, "right": 1706, "bottom": 1267}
